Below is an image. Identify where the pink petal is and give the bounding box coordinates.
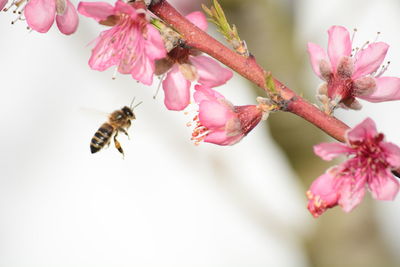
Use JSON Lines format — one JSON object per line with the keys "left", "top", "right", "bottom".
{"left": 204, "top": 130, "right": 243, "bottom": 146}
{"left": 190, "top": 55, "right": 233, "bottom": 87}
{"left": 129, "top": 50, "right": 155, "bottom": 85}
{"left": 309, "top": 172, "right": 339, "bottom": 205}
{"left": 114, "top": 0, "right": 137, "bottom": 19}
{"left": 307, "top": 42, "right": 330, "bottom": 79}
{"left": 358, "top": 76, "right": 400, "bottom": 102}
{"left": 113, "top": 25, "right": 156, "bottom": 85}
{"left": 198, "top": 100, "right": 232, "bottom": 129}
{"left": 381, "top": 142, "right": 400, "bottom": 168}
{"left": 193, "top": 84, "right": 225, "bottom": 103}
{"left": 77, "top": 1, "right": 114, "bottom": 22}
{"left": 346, "top": 118, "right": 377, "bottom": 144}
{"left": 56, "top": 0, "right": 78, "bottom": 35}
{"left": 162, "top": 64, "right": 191, "bottom": 111}
{"left": 369, "top": 170, "right": 399, "bottom": 201}
{"left": 185, "top": 11, "right": 208, "bottom": 31}
{"left": 352, "top": 42, "right": 389, "bottom": 79}
{"left": 24, "top": 0, "right": 56, "bottom": 33}
{"left": 313, "top": 142, "right": 352, "bottom": 161}
{"left": 307, "top": 172, "right": 340, "bottom": 217}
{"left": 0, "top": 0, "right": 8, "bottom": 11}
{"left": 89, "top": 28, "right": 122, "bottom": 71}
{"left": 327, "top": 26, "right": 352, "bottom": 72}
{"left": 338, "top": 176, "right": 366, "bottom": 212}
{"left": 145, "top": 25, "right": 167, "bottom": 60}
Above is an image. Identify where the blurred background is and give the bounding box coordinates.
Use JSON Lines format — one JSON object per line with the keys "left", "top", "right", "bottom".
{"left": 1, "top": 0, "right": 400, "bottom": 266}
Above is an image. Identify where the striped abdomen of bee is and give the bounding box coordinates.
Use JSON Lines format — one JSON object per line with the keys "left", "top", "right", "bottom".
{"left": 90, "top": 123, "right": 114, "bottom": 154}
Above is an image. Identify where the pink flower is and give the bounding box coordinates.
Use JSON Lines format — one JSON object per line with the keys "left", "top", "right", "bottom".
{"left": 2, "top": 0, "right": 78, "bottom": 34}
{"left": 307, "top": 118, "right": 400, "bottom": 217}
{"left": 155, "top": 11, "right": 233, "bottom": 111}
{"left": 191, "top": 85, "right": 267, "bottom": 146}
{"left": 78, "top": 0, "right": 166, "bottom": 85}
{"left": 24, "top": 0, "right": 78, "bottom": 34}
{"left": 308, "top": 26, "right": 400, "bottom": 112}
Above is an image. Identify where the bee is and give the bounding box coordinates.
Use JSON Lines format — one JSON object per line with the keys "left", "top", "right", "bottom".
{"left": 90, "top": 99, "right": 142, "bottom": 156}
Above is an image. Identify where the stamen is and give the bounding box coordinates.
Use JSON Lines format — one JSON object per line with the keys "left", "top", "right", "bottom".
{"left": 112, "top": 67, "right": 118, "bottom": 80}
{"left": 375, "top": 61, "right": 390, "bottom": 77}
{"left": 3, "top": 0, "right": 16, "bottom": 11}
{"left": 351, "top": 28, "right": 357, "bottom": 45}
{"left": 374, "top": 31, "right": 381, "bottom": 43}
{"left": 360, "top": 41, "right": 369, "bottom": 50}
{"left": 11, "top": 15, "right": 21, "bottom": 24}
{"left": 190, "top": 114, "right": 209, "bottom": 145}
{"left": 153, "top": 73, "right": 165, "bottom": 99}
{"left": 353, "top": 41, "right": 369, "bottom": 58}
{"left": 352, "top": 47, "right": 359, "bottom": 57}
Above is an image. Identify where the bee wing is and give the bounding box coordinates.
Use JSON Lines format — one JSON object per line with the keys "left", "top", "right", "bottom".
{"left": 79, "top": 107, "right": 109, "bottom": 120}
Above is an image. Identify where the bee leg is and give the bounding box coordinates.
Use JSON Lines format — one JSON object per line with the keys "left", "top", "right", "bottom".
{"left": 105, "top": 139, "right": 111, "bottom": 148}
{"left": 113, "top": 131, "right": 125, "bottom": 157}
{"left": 119, "top": 127, "right": 130, "bottom": 140}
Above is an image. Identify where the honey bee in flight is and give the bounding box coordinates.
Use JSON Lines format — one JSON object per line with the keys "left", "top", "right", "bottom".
{"left": 90, "top": 99, "right": 142, "bottom": 156}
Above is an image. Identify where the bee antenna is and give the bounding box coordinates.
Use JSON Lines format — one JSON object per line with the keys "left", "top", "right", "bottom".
{"left": 132, "top": 101, "right": 143, "bottom": 110}
{"left": 129, "top": 97, "right": 136, "bottom": 109}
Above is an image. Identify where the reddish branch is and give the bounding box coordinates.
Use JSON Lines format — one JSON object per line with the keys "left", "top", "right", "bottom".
{"left": 149, "top": 0, "right": 349, "bottom": 142}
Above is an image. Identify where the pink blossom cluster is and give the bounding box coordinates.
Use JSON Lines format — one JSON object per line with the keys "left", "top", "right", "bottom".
{"left": 4, "top": 0, "right": 400, "bottom": 218}
{"left": 306, "top": 25, "right": 400, "bottom": 217}
{"left": 77, "top": 1, "right": 265, "bottom": 146}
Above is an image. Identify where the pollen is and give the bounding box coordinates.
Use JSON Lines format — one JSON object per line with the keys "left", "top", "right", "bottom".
{"left": 190, "top": 114, "right": 209, "bottom": 145}
{"left": 306, "top": 190, "right": 314, "bottom": 200}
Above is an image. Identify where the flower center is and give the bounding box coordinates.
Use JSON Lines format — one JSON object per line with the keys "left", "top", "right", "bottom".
{"left": 327, "top": 75, "right": 354, "bottom": 100}
{"left": 351, "top": 134, "right": 389, "bottom": 174}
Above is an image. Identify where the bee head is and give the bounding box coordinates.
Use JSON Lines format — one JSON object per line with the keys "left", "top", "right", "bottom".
{"left": 122, "top": 106, "right": 135, "bottom": 119}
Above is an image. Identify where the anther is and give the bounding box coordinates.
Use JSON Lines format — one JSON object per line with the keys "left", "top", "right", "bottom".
{"left": 112, "top": 67, "right": 118, "bottom": 80}
{"left": 360, "top": 41, "right": 369, "bottom": 50}
{"left": 374, "top": 31, "right": 381, "bottom": 43}
{"left": 375, "top": 61, "right": 391, "bottom": 78}
{"left": 351, "top": 28, "right": 358, "bottom": 44}
{"left": 153, "top": 73, "right": 165, "bottom": 99}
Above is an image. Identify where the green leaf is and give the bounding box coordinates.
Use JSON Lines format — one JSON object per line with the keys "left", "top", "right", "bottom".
{"left": 201, "top": 0, "right": 249, "bottom": 57}
{"left": 265, "top": 72, "right": 276, "bottom": 93}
